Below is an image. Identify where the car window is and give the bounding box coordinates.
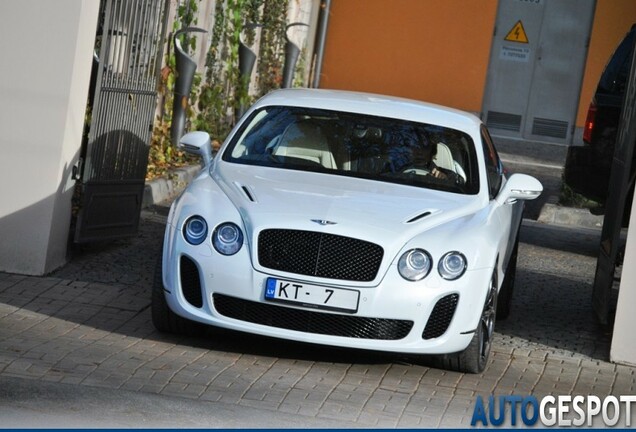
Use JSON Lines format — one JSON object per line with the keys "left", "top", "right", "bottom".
{"left": 480, "top": 126, "right": 503, "bottom": 199}
{"left": 223, "top": 106, "right": 480, "bottom": 195}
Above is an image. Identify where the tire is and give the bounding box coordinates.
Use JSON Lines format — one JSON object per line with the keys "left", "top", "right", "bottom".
{"left": 496, "top": 235, "right": 519, "bottom": 320}
{"left": 439, "top": 270, "right": 498, "bottom": 374}
{"left": 151, "top": 250, "right": 198, "bottom": 335}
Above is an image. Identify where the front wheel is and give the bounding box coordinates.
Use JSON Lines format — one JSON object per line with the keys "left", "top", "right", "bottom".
{"left": 439, "top": 270, "right": 498, "bottom": 373}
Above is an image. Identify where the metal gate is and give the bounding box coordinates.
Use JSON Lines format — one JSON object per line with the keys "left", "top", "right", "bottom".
{"left": 481, "top": 0, "right": 595, "bottom": 144}
{"left": 75, "top": 0, "right": 169, "bottom": 243}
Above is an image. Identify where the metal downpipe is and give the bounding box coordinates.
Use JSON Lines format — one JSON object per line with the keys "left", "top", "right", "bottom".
{"left": 310, "top": 0, "right": 331, "bottom": 88}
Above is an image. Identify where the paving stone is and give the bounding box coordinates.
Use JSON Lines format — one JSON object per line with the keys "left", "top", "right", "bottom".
{"left": 342, "top": 363, "right": 390, "bottom": 386}
{"left": 325, "top": 385, "right": 373, "bottom": 405}
{"left": 362, "top": 388, "right": 410, "bottom": 415}
{"left": 239, "top": 397, "right": 281, "bottom": 411}
{"left": 0, "top": 274, "right": 27, "bottom": 292}
{"left": 60, "top": 375, "right": 84, "bottom": 385}
{"left": 438, "top": 414, "right": 472, "bottom": 428}
{"left": 398, "top": 413, "right": 440, "bottom": 428}
{"left": 356, "top": 411, "right": 397, "bottom": 427}
{"left": 242, "top": 359, "right": 310, "bottom": 404}
{"left": 378, "top": 363, "right": 427, "bottom": 393}
{"left": 160, "top": 382, "right": 188, "bottom": 397}
{"left": 39, "top": 374, "right": 64, "bottom": 383}
{"left": 289, "top": 362, "right": 348, "bottom": 391}
{"left": 139, "top": 383, "right": 165, "bottom": 394}
{"left": 316, "top": 401, "right": 360, "bottom": 422}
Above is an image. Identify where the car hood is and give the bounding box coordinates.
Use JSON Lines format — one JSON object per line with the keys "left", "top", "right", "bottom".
{"left": 213, "top": 163, "right": 483, "bottom": 258}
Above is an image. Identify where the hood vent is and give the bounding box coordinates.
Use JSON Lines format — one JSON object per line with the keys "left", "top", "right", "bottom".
{"left": 234, "top": 182, "right": 256, "bottom": 202}
{"left": 406, "top": 211, "right": 432, "bottom": 224}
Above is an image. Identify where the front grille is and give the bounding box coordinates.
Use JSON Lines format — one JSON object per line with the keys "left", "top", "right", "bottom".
{"left": 180, "top": 256, "right": 203, "bottom": 308}
{"left": 422, "top": 294, "right": 459, "bottom": 339}
{"left": 258, "top": 229, "right": 383, "bottom": 282}
{"left": 214, "top": 294, "right": 413, "bottom": 340}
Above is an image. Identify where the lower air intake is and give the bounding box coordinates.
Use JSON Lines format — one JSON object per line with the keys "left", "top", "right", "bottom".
{"left": 213, "top": 294, "right": 413, "bottom": 340}
{"left": 180, "top": 256, "right": 203, "bottom": 308}
{"left": 422, "top": 294, "right": 459, "bottom": 339}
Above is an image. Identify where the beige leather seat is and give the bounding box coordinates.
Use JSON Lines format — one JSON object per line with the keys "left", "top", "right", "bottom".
{"left": 434, "top": 142, "right": 467, "bottom": 182}
{"left": 273, "top": 121, "right": 336, "bottom": 169}
{"left": 433, "top": 143, "right": 455, "bottom": 171}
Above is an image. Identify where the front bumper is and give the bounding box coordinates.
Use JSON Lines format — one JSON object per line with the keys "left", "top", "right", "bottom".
{"left": 162, "top": 224, "right": 493, "bottom": 355}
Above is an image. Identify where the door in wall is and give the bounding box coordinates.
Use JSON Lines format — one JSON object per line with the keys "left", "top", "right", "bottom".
{"left": 482, "top": 0, "right": 596, "bottom": 144}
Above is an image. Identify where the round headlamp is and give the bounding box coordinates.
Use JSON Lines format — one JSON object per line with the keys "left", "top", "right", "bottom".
{"left": 212, "top": 222, "right": 244, "bottom": 255}
{"left": 398, "top": 249, "right": 432, "bottom": 281}
{"left": 183, "top": 216, "right": 208, "bottom": 245}
{"left": 438, "top": 251, "right": 467, "bottom": 280}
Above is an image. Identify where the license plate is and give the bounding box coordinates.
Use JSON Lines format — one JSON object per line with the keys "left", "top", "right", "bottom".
{"left": 264, "top": 278, "right": 359, "bottom": 313}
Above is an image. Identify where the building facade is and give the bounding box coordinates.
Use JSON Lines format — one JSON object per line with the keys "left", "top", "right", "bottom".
{"left": 320, "top": 0, "right": 636, "bottom": 144}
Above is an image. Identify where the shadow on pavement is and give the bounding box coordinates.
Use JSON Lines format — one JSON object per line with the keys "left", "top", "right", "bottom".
{"left": 496, "top": 267, "right": 611, "bottom": 361}
{"left": 520, "top": 221, "right": 600, "bottom": 257}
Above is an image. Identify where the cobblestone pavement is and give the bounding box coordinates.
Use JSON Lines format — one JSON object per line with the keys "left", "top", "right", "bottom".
{"left": 1, "top": 206, "right": 635, "bottom": 427}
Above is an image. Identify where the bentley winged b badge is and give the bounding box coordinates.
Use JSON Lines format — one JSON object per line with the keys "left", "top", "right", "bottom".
{"left": 311, "top": 219, "right": 337, "bottom": 226}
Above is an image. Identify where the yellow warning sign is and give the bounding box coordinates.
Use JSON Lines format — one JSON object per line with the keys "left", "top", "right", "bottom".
{"left": 504, "top": 20, "right": 529, "bottom": 43}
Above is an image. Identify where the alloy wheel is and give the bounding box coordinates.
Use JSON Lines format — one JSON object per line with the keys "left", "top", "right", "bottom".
{"left": 479, "top": 275, "right": 498, "bottom": 363}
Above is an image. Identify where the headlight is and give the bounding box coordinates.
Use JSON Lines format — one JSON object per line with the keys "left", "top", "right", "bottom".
{"left": 438, "top": 251, "right": 467, "bottom": 280}
{"left": 183, "top": 216, "right": 208, "bottom": 245}
{"left": 398, "top": 249, "right": 432, "bottom": 281}
{"left": 212, "top": 222, "right": 244, "bottom": 255}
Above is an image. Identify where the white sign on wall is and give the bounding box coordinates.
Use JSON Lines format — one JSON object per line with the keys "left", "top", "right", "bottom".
{"left": 499, "top": 45, "right": 531, "bottom": 62}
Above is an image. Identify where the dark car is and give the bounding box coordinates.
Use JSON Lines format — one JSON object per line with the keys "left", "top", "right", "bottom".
{"left": 564, "top": 25, "right": 636, "bottom": 223}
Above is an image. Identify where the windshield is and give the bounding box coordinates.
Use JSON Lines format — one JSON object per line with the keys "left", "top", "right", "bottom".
{"left": 222, "top": 106, "right": 479, "bottom": 195}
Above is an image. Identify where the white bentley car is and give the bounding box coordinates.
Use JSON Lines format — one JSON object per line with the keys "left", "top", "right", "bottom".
{"left": 152, "top": 89, "right": 542, "bottom": 373}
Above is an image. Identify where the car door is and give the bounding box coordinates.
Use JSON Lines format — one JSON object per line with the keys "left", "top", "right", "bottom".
{"left": 481, "top": 126, "right": 517, "bottom": 276}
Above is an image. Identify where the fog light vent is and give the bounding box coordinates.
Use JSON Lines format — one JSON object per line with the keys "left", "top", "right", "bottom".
{"left": 422, "top": 294, "right": 459, "bottom": 339}
{"left": 180, "top": 256, "right": 203, "bottom": 308}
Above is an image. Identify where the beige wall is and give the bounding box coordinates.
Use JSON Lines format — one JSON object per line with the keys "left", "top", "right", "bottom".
{"left": 0, "top": 0, "right": 99, "bottom": 275}
{"left": 611, "top": 194, "right": 636, "bottom": 367}
{"left": 319, "top": 0, "right": 498, "bottom": 113}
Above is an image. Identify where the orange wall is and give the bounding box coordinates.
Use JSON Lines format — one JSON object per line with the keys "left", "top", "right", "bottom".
{"left": 321, "top": 0, "right": 636, "bottom": 129}
{"left": 577, "top": 0, "right": 636, "bottom": 126}
{"left": 320, "top": 0, "right": 498, "bottom": 113}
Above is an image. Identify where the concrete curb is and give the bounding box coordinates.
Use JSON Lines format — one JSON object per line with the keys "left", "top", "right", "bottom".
{"left": 142, "top": 164, "right": 202, "bottom": 208}
{"left": 537, "top": 203, "right": 604, "bottom": 230}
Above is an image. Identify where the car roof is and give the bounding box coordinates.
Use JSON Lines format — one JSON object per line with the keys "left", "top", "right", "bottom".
{"left": 250, "top": 88, "right": 483, "bottom": 133}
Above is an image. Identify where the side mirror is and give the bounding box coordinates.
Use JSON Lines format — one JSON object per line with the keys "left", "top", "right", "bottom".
{"left": 496, "top": 173, "right": 543, "bottom": 205}
{"left": 179, "top": 131, "right": 213, "bottom": 167}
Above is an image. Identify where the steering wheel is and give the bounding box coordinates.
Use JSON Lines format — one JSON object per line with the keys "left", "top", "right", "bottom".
{"left": 402, "top": 167, "right": 430, "bottom": 176}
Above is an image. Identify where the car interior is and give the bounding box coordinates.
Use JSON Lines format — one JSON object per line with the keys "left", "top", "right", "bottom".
{"left": 272, "top": 120, "right": 337, "bottom": 169}
{"left": 227, "top": 107, "right": 479, "bottom": 194}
